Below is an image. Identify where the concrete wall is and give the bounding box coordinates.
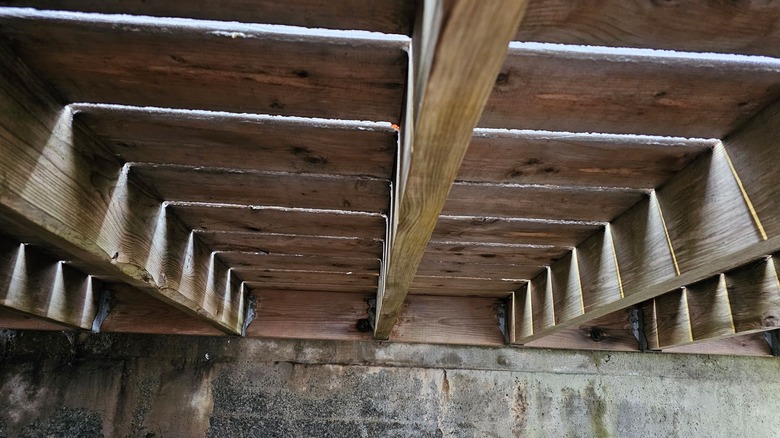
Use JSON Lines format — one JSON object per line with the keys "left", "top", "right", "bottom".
{"left": 0, "top": 330, "right": 778, "bottom": 437}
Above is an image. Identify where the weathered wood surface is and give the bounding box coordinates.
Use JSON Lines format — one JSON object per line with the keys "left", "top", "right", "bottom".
{"left": 248, "top": 290, "right": 373, "bottom": 341}
{"left": 550, "top": 251, "right": 583, "bottom": 324}
{"left": 218, "top": 253, "right": 379, "bottom": 275}
{"left": 529, "top": 270, "right": 555, "bottom": 334}
{"left": 241, "top": 270, "right": 377, "bottom": 292}
{"left": 726, "top": 258, "right": 780, "bottom": 334}
{"left": 424, "top": 241, "right": 566, "bottom": 266}
{"left": 461, "top": 130, "right": 712, "bottom": 188}
{"left": 659, "top": 145, "right": 763, "bottom": 273}
{"left": 409, "top": 276, "right": 525, "bottom": 297}
{"left": 0, "top": 9, "right": 407, "bottom": 122}
{"left": 577, "top": 227, "right": 622, "bottom": 313}
{"left": 0, "top": 0, "right": 417, "bottom": 34}
{"left": 443, "top": 183, "right": 645, "bottom": 221}
{"left": 685, "top": 275, "right": 734, "bottom": 342}
{"left": 374, "top": 0, "right": 530, "bottom": 338}
{"left": 100, "top": 283, "right": 224, "bottom": 336}
{"left": 721, "top": 99, "right": 780, "bottom": 237}
{"left": 199, "top": 232, "right": 383, "bottom": 259}
{"left": 415, "top": 258, "right": 541, "bottom": 281}
{"left": 524, "top": 309, "right": 637, "bottom": 352}
{"left": 75, "top": 106, "right": 397, "bottom": 179}
{"left": 433, "top": 216, "right": 600, "bottom": 246}
{"left": 172, "top": 204, "right": 386, "bottom": 238}
{"left": 663, "top": 333, "right": 772, "bottom": 357}
{"left": 0, "top": 307, "right": 70, "bottom": 331}
{"left": 0, "top": 236, "right": 98, "bottom": 329}
{"left": 0, "top": 47, "right": 245, "bottom": 334}
{"left": 130, "top": 166, "right": 390, "bottom": 213}
{"left": 651, "top": 289, "right": 692, "bottom": 349}
{"left": 481, "top": 45, "right": 780, "bottom": 137}
{"left": 390, "top": 295, "right": 505, "bottom": 346}
{"left": 517, "top": 0, "right": 780, "bottom": 57}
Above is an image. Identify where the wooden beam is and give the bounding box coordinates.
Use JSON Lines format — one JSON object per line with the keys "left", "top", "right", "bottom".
{"left": 513, "top": 96, "right": 780, "bottom": 345}
{"left": 374, "top": 0, "right": 530, "bottom": 338}
{"left": 0, "top": 235, "right": 98, "bottom": 329}
{"left": 0, "top": 48, "right": 245, "bottom": 334}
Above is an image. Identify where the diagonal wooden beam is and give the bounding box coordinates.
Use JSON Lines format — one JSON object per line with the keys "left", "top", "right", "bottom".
{"left": 512, "top": 96, "right": 780, "bottom": 345}
{"left": 0, "top": 48, "right": 245, "bottom": 334}
{"left": 373, "top": 0, "right": 530, "bottom": 339}
{"left": 0, "top": 234, "right": 99, "bottom": 329}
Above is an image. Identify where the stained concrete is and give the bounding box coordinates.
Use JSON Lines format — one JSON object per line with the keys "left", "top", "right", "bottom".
{"left": 0, "top": 330, "right": 778, "bottom": 437}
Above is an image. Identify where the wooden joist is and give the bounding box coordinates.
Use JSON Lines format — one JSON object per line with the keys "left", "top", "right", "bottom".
{"left": 0, "top": 235, "right": 98, "bottom": 329}
{"left": 199, "top": 232, "right": 383, "bottom": 259}
{"left": 373, "top": 0, "right": 530, "bottom": 339}
{"left": 432, "top": 215, "right": 600, "bottom": 246}
{"left": 0, "top": 48, "right": 245, "bottom": 334}
{"left": 0, "top": 0, "right": 417, "bottom": 35}
{"left": 512, "top": 95, "right": 780, "bottom": 345}
{"left": 0, "top": 8, "right": 407, "bottom": 122}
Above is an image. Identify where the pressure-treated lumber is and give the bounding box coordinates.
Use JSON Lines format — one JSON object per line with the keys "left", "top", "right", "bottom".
{"left": 480, "top": 45, "right": 780, "bottom": 137}
{"left": 218, "top": 253, "right": 379, "bottom": 275}
{"left": 0, "top": 8, "right": 407, "bottom": 122}
{"left": 512, "top": 100, "right": 780, "bottom": 344}
{"left": 75, "top": 105, "right": 397, "bottom": 179}
{"left": 517, "top": 0, "right": 780, "bottom": 57}
{"left": 423, "top": 241, "right": 566, "bottom": 266}
{"left": 409, "top": 276, "right": 526, "bottom": 298}
{"left": 0, "top": 235, "right": 98, "bottom": 329}
{"left": 373, "top": 0, "right": 530, "bottom": 338}
{"left": 0, "top": 0, "right": 416, "bottom": 35}
{"left": 0, "top": 48, "right": 245, "bottom": 334}
{"left": 199, "top": 232, "right": 383, "bottom": 259}
{"left": 432, "top": 216, "right": 600, "bottom": 247}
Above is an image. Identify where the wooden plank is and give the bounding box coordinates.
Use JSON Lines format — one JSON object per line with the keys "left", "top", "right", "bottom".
{"left": 720, "top": 99, "right": 780, "bottom": 237}
{"left": 0, "top": 47, "right": 245, "bottom": 334}
{"left": 550, "top": 251, "right": 583, "bottom": 324}
{"left": 389, "top": 295, "right": 505, "bottom": 346}
{"left": 130, "top": 165, "right": 390, "bottom": 214}
{"left": 218, "top": 253, "right": 379, "bottom": 275}
{"left": 443, "top": 183, "right": 645, "bottom": 221}
{"left": 530, "top": 268, "right": 555, "bottom": 334}
{"left": 0, "top": 9, "right": 407, "bottom": 122}
{"left": 246, "top": 290, "right": 373, "bottom": 342}
{"left": 651, "top": 289, "right": 692, "bottom": 349}
{"left": 517, "top": 0, "right": 780, "bottom": 57}
{"left": 416, "top": 256, "right": 541, "bottom": 280}
{"left": 0, "top": 0, "right": 416, "bottom": 35}
{"left": 0, "top": 307, "right": 70, "bottom": 331}
{"left": 659, "top": 145, "right": 763, "bottom": 273}
{"left": 662, "top": 333, "right": 772, "bottom": 357}
{"left": 433, "top": 216, "right": 601, "bottom": 246}
{"left": 74, "top": 106, "right": 397, "bottom": 179}
{"left": 480, "top": 45, "right": 780, "bottom": 137}
{"left": 685, "top": 274, "right": 735, "bottom": 342}
{"left": 423, "top": 241, "right": 567, "bottom": 266}
{"left": 0, "top": 236, "right": 98, "bottom": 329}
{"left": 726, "top": 257, "right": 780, "bottom": 334}
{"left": 240, "top": 270, "right": 377, "bottom": 291}
{"left": 524, "top": 309, "right": 637, "bottom": 352}
{"left": 374, "top": 0, "right": 530, "bottom": 338}
{"left": 197, "top": 232, "right": 383, "bottom": 259}
{"left": 409, "top": 276, "right": 524, "bottom": 297}
{"left": 100, "top": 283, "right": 224, "bottom": 336}
{"left": 515, "top": 286, "right": 533, "bottom": 339}
{"left": 460, "top": 130, "right": 712, "bottom": 188}
{"left": 170, "top": 204, "right": 386, "bottom": 239}
{"left": 577, "top": 226, "right": 622, "bottom": 313}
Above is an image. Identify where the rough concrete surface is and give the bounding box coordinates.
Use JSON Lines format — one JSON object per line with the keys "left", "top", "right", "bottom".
{"left": 0, "top": 330, "right": 778, "bottom": 437}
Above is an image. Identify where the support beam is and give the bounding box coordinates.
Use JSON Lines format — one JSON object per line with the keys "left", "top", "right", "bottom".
{"left": 0, "top": 235, "right": 98, "bottom": 329}
{"left": 374, "top": 0, "right": 530, "bottom": 338}
{"left": 0, "top": 48, "right": 245, "bottom": 334}
{"left": 512, "top": 97, "right": 780, "bottom": 346}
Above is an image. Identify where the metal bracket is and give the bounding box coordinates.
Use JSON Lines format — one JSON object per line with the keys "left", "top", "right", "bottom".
{"left": 496, "top": 300, "right": 509, "bottom": 343}
{"left": 630, "top": 306, "right": 649, "bottom": 352}
{"left": 91, "top": 289, "right": 114, "bottom": 333}
{"left": 241, "top": 294, "right": 256, "bottom": 337}
{"left": 763, "top": 330, "right": 780, "bottom": 357}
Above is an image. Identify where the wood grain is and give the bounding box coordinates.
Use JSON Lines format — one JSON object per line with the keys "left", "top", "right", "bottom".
{"left": 0, "top": 9, "right": 407, "bottom": 122}
{"left": 433, "top": 216, "right": 601, "bottom": 246}
{"left": 409, "top": 276, "right": 525, "bottom": 297}
{"left": 0, "top": 47, "right": 245, "bottom": 333}
{"left": 577, "top": 227, "right": 622, "bottom": 313}
{"left": 480, "top": 46, "right": 780, "bottom": 137}
{"left": 423, "top": 241, "right": 567, "bottom": 266}
{"left": 240, "top": 270, "right": 377, "bottom": 292}
{"left": 0, "top": 0, "right": 417, "bottom": 35}
{"left": 218, "top": 253, "right": 379, "bottom": 275}
{"left": 390, "top": 295, "right": 505, "bottom": 346}
{"left": 659, "top": 145, "right": 763, "bottom": 273}
{"left": 415, "top": 258, "right": 541, "bottom": 281}
{"left": 460, "top": 130, "right": 711, "bottom": 188}
{"left": 375, "top": 0, "right": 530, "bottom": 338}
{"left": 443, "top": 182, "right": 645, "bottom": 221}
{"left": 75, "top": 107, "right": 397, "bottom": 179}
{"left": 550, "top": 251, "right": 583, "bottom": 324}
{"left": 172, "top": 204, "right": 386, "bottom": 239}
{"left": 0, "top": 307, "right": 70, "bottom": 331}
{"left": 726, "top": 257, "right": 780, "bottom": 333}
{"left": 198, "top": 232, "right": 383, "bottom": 259}
{"left": 0, "top": 236, "right": 98, "bottom": 329}
{"left": 721, "top": 99, "right": 780, "bottom": 237}
{"left": 517, "top": 0, "right": 780, "bottom": 57}
{"left": 685, "top": 274, "right": 735, "bottom": 342}
{"left": 525, "top": 309, "right": 637, "bottom": 352}
{"left": 130, "top": 165, "right": 390, "bottom": 213}
{"left": 663, "top": 333, "right": 771, "bottom": 357}
{"left": 247, "top": 290, "right": 373, "bottom": 342}
{"left": 652, "top": 289, "right": 692, "bottom": 349}
{"left": 530, "top": 268, "right": 555, "bottom": 335}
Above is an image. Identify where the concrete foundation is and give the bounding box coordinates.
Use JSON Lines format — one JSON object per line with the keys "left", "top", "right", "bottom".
{"left": 0, "top": 330, "right": 778, "bottom": 437}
